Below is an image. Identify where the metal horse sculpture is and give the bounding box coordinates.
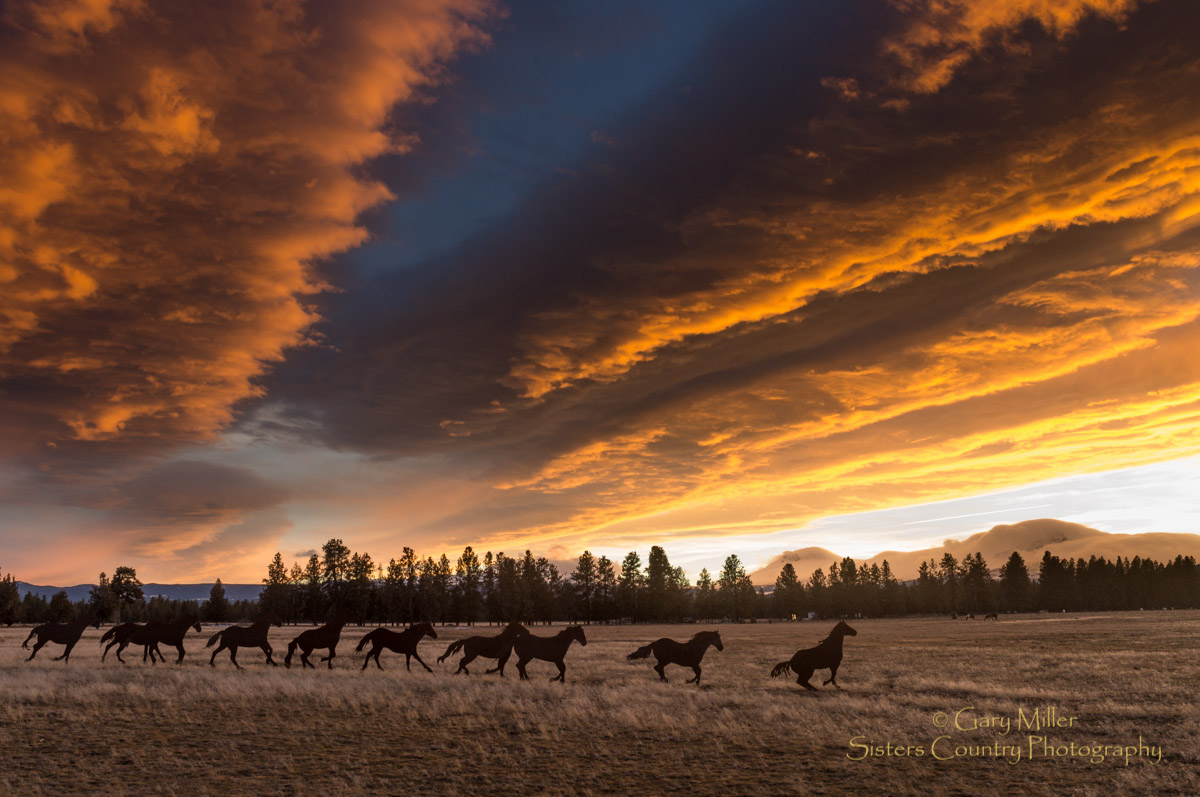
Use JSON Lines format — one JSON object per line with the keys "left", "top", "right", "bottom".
{"left": 437, "top": 622, "right": 529, "bottom": 676}
{"left": 206, "top": 610, "right": 284, "bottom": 669}
{"left": 627, "top": 630, "right": 723, "bottom": 685}
{"left": 513, "top": 625, "right": 587, "bottom": 683}
{"left": 770, "top": 620, "right": 857, "bottom": 691}
{"left": 355, "top": 623, "right": 439, "bottom": 672}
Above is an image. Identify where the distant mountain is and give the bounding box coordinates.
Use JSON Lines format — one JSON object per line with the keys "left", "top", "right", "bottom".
{"left": 750, "top": 519, "right": 1200, "bottom": 584}
{"left": 16, "top": 582, "right": 264, "bottom": 603}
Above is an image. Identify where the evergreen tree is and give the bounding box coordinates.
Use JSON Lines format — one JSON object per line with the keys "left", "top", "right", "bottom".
{"left": 0, "top": 569, "right": 19, "bottom": 625}
{"left": 695, "top": 568, "right": 715, "bottom": 621}
{"left": 774, "top": 563, "right": 803, "bottom": 619}
{"left": 718, "top": 554, "right": 749, "bottom": 620}
{"left": 88, "top": 572, "right": 118, "bottom": 621}
{"left": 50, "top": 589, "right": 76, "bottom": 622}
{"left": 304, "top": 554, "right": 324, "bottom": 623}
{"left": 203, "top": 579, "right": 231, "bottom": 622}
{"left": 998, "top": 552, "right": 1031, "bottom": 612}
{"left": 645, "top": 546, "right": 672, "bottom": 622}
{"left": 321, "top": 538, "right": 352, "bottom": 614}
{"left": 618, "top": 551, "right": 644, "bottom": 621}
{"left": 572, "top": 550, "right": 596, "bottom": 623}
{"left": 110, "top": 566, "right": 145, "bottom": 620}
{"left": 457, "top": 546, "right": 483, "bottom": 625}
{"left": 261, "top": 552, "right": 291, "bottom": 621}
{"left": 596, "top": 555, "right": 616, "bottom": 622}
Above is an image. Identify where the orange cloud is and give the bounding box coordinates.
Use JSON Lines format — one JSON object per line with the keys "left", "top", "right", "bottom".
{"left": 0, "top": 0, "right": 493, "bottom": 445}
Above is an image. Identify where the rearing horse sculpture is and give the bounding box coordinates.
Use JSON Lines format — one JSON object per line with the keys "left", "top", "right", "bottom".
{"left": 770, "top": 620, "right": 857, "bottom": 691}
{"left": 23, "top": 613, "right": 100, "bottom": 664}
{"left": 514, "top": 625, "right": 587, "bottom": 683}
{"left": 356, "top": 623, "right": 438, "bottom": 672}
{"left": 206, "top": 610, "right": 283, "bottom": 669}
{"left": 627, "top": 630, "right": 723, "bottom": 685}
{"left": 437, "top": 622, "right": 529, "bottom": 676}
{"left": 285, "top": 609, "right": 356, "bottom": 669}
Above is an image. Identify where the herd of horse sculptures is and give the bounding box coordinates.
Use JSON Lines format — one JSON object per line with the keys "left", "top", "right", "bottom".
{"left": 16, "top": 611, "right": 859, "bottom": 690}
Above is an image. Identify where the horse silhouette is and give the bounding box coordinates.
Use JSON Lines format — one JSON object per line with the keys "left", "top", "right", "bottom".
{"left": 514, "top": 625, "right": 587, "bottom": 683}
{"left": 437, "top": 621, "right": 529, "bottom": 676}
{"left": 770, "top": 620, "right": 857, "bottom": 691}
{"left": 142, "top": 614, "right": 203, "bottom": 663}
{"left": 627, "top": 630, "right": 723, "bottom": 685}
{"left": 285, "top": 609, "right": 356, "bottom": 669}
{"left": 22, "top": 613, "right": 100, "bottom": 663}
{"left": 100, "top": 622, "right": 159, "bottom": 663}
{"left": 206, "top": 610, "right": 283, "bottom": 669}
{"left": 356, "top": 623, "right": 439, "bottom": 672}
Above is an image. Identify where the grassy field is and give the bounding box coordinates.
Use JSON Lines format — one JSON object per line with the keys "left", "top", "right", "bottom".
{"left": 2, "top": 611, "right": 1198, "bottom": 795}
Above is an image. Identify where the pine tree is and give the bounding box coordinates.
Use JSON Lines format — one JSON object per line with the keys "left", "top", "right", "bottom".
{"left": 572, "top": 550, "right": 596, "bottom": 623}
{"left": 321, "top": 538, "right": 352, "bottom": 614}
{"left": 50, "top": 589, "right": 76, "bottom": 622}
{"left": 203, "top": 579, "right": 231, "bottom": 622}
{"left": 88, "top": 572, "right": 118, "bottom": 621}
{"left": 999, "top": 552, "right": 1030, "bottom": 612}
{"left": 596, "top": 555, "right": 616, "bottom": 622}
{"left": 110, "top": 566, "right": 144, "bottom": 620}
{"left": 774, "top": 563, "right": 802, "bottom": 619}
{"left": 457, "top": 547, "right": 483, "bottom": 625}
{"left": 261, "top": 552, "right": 291, "bottom": 621}
{"left": 618, "top": 551, "right": 644, "bottom": 622}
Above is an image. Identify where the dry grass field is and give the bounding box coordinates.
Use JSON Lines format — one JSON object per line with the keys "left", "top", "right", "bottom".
{"left": 2, "top": 612, "right": 1198, "bottom": 795}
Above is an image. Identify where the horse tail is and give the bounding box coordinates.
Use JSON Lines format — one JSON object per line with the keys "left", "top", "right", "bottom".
{"left": 284, "top": 639, "right": 298, "bottom": 667}
{"left": 437, "top": 639, "right": 465, "bottom": 664}
{"left": 355, "top": 629, "right": 378, "bottom": 653}
{"left": 205, "top": 629, "right": 224, "bottom": 648}
{"left": 100, "top": 626, "right": 117, "bottom": 645}
{"left": 627, "top": 644, "right": 654, "bottom": 661}
{"left": 770, "top": 661, "right": 792, "bottom": 678}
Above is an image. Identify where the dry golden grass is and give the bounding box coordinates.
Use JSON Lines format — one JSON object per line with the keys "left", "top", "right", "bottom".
{"left": 2, "top": 612, "right": 1198, "bottom": 795}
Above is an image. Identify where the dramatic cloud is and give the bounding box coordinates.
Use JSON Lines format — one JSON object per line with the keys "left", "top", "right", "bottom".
{"left": 0, "top": 0, "right": 493, "bottom": 448}
{"left": 3, "top": 0, "right": 1199, "bottom": 583}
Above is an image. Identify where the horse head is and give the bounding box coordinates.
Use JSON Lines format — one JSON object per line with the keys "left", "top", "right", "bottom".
{"left": 418, "top": 622, "right": 438, "bottom": 639}
{"left": 504, "top": 621, "right": 530, "bottom": 637}
{"left": 695, "top": 630, "right": 723, "bottom": 651}
{"left": 261, "top": 610, "right": 284, "bottom": 627}
{"left": 833, "top": 620, "right": 858, "bottom": 637}
{"left": 190, "top": 618, "right": 203, "bottom": 633}
{"left": 567, "top": 625, "right": 587, "bottom": 646}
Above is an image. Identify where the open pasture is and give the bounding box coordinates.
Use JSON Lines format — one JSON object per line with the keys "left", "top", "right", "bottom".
{"left": 2, "top": 612, "right": 1198, "bottom": 795}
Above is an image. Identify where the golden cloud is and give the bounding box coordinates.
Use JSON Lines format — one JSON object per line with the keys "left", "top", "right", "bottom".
{"left": 0, "top": 0, "right": 493, "bottom": 443}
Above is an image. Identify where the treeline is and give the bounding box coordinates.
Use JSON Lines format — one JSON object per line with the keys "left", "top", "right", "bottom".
{"left": 3, "top": 546, "right": 1198, "bottom": 626}
{"left": 0, "top": 567, "right": 254, "bottom": 625}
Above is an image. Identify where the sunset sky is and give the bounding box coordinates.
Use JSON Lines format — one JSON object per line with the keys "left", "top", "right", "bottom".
{"left": 2, "top": 0, "right": 1199, "bottom": 585}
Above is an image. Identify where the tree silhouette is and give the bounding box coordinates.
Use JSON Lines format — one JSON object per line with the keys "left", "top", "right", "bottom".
{"left": 204, "top": 579, "right": 231, "bottom": 622}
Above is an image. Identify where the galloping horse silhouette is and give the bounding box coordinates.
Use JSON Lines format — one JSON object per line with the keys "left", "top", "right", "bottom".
{"left": 437, "top": 622, "right": 529, "bottom": 676}
{"left": 23, "top": 613, "right": 100, "bottom": 664}
{"left": 143, "top": 614, "right": 203, "bottom": 664}
{"left": 514, "top": 625, "right": 587, "bottom": 683}
{"left": 356, "top": 623, "right": 438, "bottom": 672}
{"left": 100, "top": 622, "right": 157, "bottom": 663}
{"left": 285, "top": 609, "right": 356, "bottom": 669}
{"left": 770, "top": 620, "right": 857, "bottom": 691}
{"left": 206, "top": 610, "right": 283, "bottom": 669}
{"left": 627, "top": 630, "right": 723, "bottom": 685}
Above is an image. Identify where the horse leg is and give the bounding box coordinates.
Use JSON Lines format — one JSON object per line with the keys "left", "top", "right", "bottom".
{"left": 58, "top": 642, "right": 77, "bottom": 663}
{"left": 411, "top": 651, "right": 433, "bottom": 673}
{"left": 404, "top": 654, "right": 412, "bottom": 672}
{"left": 174, "top": 642, "right": 185, "bottom": 664}
{"left": 263, "top": 644, "right": 277, "bottom": 666}
{"left": 485, "top": 653, "right": 509, "bottom": 676}
{"left": 553, "top": 660, "right": 566, "bottom": 683}
{"left": 654, "top": 660, "right": 668, "bottom": 682}
{"left": 301, "top": 648, "right": 312, "bottom": 669}
{"left": 686, "top": 665, "right": 702, "bottom": 685}
{"left": 362, "top": 647, "right": 373, "bottom": 671}
{"left": 516, "top": 657, "right": 529, "bottom": 681}
{"left": 102, "top": 641, "right": 115, "bottom": 662}
{"left": 456, "top": 652, "right": 476, "bottom": 675}
{"left": 230, "top": 646, "right": 243, "bottom": 670}
{"left": 115, "top": 642, "right": 127, "bottom": 663}
{"left": 323, "top": 644, "right": 337, "bottom": 670}
{"left": 209, "top": 645, "right": 223, "bottom": 667}
{"left": 823, "top": 663, "right": 842, "bottom": 689}
{"left": 27, "top": 639, "right": 46, "bottom": 661}
{"left": 796, "top": 668, "right": 817, "bottom": 691}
